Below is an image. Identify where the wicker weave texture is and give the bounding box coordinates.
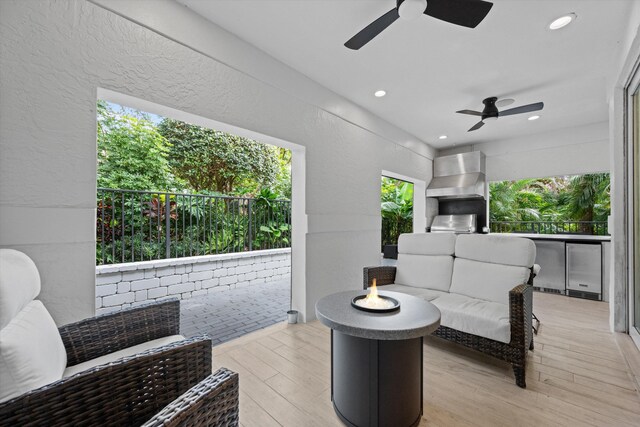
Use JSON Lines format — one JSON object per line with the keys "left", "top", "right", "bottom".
{"left": 142, "top": 368, "right": 239, "bottom": 427}
{"left": 362, "top": 266, "right": 397, "bottom": 289}
{"left": 0, "top": 337, "right": 212, "bottom": 427}
{"left": 363, "top": 265, "right": 534, "bottom": 388}
{"left": 59, "top": 299, "right": 181, "bottom": 366}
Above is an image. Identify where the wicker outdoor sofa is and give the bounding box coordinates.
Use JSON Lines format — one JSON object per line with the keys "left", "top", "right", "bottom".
{"left": 364, "top": 233, "right": 535, "bottom": 388}
{"left": 0, "top": 249, "right": 239, "bottom": 427}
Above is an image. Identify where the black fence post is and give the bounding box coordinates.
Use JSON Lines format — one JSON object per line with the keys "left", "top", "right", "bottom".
{"left": 248, "top": 198, "right": 253, "bottom": 251}
{"left": 165, "top": 193, "right": 171, "bottom": 259}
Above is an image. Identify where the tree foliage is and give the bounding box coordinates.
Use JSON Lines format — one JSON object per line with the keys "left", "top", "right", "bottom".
{"left": 97, "top": 101, "right": 177, "bottom": 191}
{"left": 273, "top": 148, "right": 292, "bottom": 200}
{"left": 158, "top": 118, "right": 279, "bottom": 194}
{"left": 564, "top": 173, "right": 610, "bottom": 222}
{"left": 489, "top": 174, "right": 611, "bottom": 226}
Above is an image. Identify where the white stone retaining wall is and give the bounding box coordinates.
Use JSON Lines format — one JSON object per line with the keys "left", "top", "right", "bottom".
{"left": 95, "top": 248, "right": 291, "bottom": 315}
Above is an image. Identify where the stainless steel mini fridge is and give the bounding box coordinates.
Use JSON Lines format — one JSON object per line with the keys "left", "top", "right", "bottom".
{"left": 566, "top": 243, "right": 602, "bottom": 300}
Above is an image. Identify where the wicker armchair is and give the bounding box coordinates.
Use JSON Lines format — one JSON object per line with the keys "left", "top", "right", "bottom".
{"left": 0, "top": 300, "right": 239, "bottom": 427}
{"left": 364, "top": 265, "right": 534, "bottom": 388}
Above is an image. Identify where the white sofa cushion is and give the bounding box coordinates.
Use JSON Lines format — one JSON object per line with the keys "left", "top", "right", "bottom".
{"left": 0, "top": 300, "right": 67, "bottom": 403}
{"left": 398, "top": 233, "right": 456, "bottom": 255}
{"left": 0, "top": 249, "right": 42, "bottom": 329}
{"left": 455, "top": 234, "right": 536, "bottom": 268}
{"left": 449, "top": 258, "right": 530, "bottom": 305}
{"left": 432, "top": 293, "right": 511, "bottom": 343}
{"left": 396, "top": 233, "right": 456, "bottom": 291}
{"left": 63, "top": 335, "right": 185, "bottom": 378}
{"left": 395, "top": 254, "right": 454, "bottom": 291}
{"left": 378, "top": 284, "right": 448, "bottom": 301}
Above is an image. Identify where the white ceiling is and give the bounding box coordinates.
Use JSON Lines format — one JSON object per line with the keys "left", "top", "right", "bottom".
{"left": 178, "top": 0, "right": 634, "bottom": 149}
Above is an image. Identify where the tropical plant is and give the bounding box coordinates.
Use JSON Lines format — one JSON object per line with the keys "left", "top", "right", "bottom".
{"left": 489, "top": 173, "right": 611, "bottom": 235}
{"left": 381, "top": 177, "right": 414, "bottom": 246}
{"left": 489, "top": 179, "right": 544, "bottom": 223}
{"left": 256, "top": 222, "right": 291, "bottom": 248}
{"left": 562, "top": 173, "right": 610, "bottom": 222}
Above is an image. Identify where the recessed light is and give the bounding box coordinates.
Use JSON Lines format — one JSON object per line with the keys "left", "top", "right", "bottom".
{"left": 549, "top": 13, "right": 576, "bottom": 30}
{"left": 374, "top": 90, "right": 386, "bottom": 97}
{"left": 528, "top": 115, "right": 540, "bottom": 121}
{"left": 439, "top": 135, "right": 448, "bottom": 140}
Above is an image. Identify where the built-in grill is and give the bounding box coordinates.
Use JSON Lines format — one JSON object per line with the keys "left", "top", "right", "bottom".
{"left": 426, "top": 152, "right": 488, "bottom": 232}
{"left": 430, "top": 214, "right": 477, "bottom": 234}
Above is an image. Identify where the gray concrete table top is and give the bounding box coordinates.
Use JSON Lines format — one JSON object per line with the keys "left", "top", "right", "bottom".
{"left": 315, "top": 290, "right": 441, "bottom": 340}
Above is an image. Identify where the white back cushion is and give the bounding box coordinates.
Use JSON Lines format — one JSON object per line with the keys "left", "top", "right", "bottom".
{"left": 398, "top": 233, "right": 456, "bottom": 255}
{"left": 395, "top": 233, "right": 456, "bottom": 291}
{"left": 395, "top": 254, "right": 454, "bottom": 291}
{"left": 450, "top": 258, "right": 530, "bottom": 305}
{"left": 0, "top": 249, "right": 41, "bottom": 329}
{"left": 455, "top": 234, "right": 536, "bottom": 268}
{"left": 0, "top": 301, "right": 67, "bottom": 403}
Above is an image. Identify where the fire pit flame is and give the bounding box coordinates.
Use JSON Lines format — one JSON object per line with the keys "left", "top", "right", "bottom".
{"left": 354, "top": 279, "right": 396, "bottom": 310}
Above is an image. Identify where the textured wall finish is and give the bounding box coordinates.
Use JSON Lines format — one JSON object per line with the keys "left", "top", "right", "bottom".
{"left": 0, "top": 0, "right": 433, "bottom": 324}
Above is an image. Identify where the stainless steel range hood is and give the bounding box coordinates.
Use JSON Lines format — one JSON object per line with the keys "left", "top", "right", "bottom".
{"left": 426, "top": 152, "right": 487, "bottom": 199}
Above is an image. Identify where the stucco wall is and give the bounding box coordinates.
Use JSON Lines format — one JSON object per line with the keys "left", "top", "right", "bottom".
{"left": 0, "top": 0, "right": 433, "bottom": 324}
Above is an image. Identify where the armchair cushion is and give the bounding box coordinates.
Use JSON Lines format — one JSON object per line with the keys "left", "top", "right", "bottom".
{"left": 0, "top": 300, "right": 67, "bottom": 403}
{"left": 64, "top": 334, "right": 185, "bottom": 378}
{"left": 0, "top": 249, "right": 41, "bottom": 329}
{"left": 431, "top": 293, "right": 511, "bottom": 343}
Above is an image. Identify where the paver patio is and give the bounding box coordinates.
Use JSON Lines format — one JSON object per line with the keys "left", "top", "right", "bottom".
{"left": 180, "top": 278, "right": 291, "bottom": 345}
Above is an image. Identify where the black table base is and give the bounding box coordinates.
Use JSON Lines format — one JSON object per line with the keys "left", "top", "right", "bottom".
{"left": 331, "top": 330, "right": 423, "bottom": 427}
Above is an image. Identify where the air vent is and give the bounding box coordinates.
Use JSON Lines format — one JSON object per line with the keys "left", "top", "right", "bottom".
{"left": 533, "top": 287, "right": 562, "bottom": 295}
{"left": 567, "top": 290, "right": 601, "bottom": 301}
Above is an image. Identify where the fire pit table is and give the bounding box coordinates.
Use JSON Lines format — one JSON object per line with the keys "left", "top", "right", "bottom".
{"left": 316, "top": 290, "right": 440, "bottom": 427}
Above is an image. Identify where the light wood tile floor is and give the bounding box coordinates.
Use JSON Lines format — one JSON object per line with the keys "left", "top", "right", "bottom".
{"left": 212, "top": 293, "right": 640, "bottom": 426}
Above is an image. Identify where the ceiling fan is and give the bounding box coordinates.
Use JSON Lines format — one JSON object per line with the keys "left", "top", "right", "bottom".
{"left": 457, "top": 97, "right": 544, "bottom": 132}
{"left": 344, "top": 0, "right": 493, "bottom": 50}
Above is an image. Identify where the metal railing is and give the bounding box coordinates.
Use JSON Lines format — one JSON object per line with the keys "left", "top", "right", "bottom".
{"left": 97, "top": 188, "right": 291, "bottom": 265}
{"left": 489, "top": 221, "right": 608, "bottom": 236}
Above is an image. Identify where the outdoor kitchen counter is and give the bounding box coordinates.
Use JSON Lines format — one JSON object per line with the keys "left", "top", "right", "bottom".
{"left": 495, "top": 233, "right": 611, "bottom": 301}
{"left": 492, "top": 233, "right": 611, "bottom": 242}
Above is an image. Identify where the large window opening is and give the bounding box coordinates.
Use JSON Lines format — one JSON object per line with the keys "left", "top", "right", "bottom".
{"left": 95, "top": 99, "right": 293, "bottom": 343}
{"left": 489, "top": 174, "right": 611, "bottom": 236}
{"left": 381, "top": 176, "right": 414, "bottom": 259}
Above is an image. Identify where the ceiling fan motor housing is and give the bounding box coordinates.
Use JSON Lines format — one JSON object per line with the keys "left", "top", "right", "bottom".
{"left": 397, "top": 0, "right": 427, "bottom": 20}
{"left": 482, "top": 96, "right": 499, "bottom": 120}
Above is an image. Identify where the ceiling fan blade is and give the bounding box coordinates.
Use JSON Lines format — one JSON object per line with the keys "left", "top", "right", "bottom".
{"left": 424, "top": 0, "right": 493, "bottom": 28}
{"left": 344, "top": 8, "right": 400, "bottom": 50}
{"left": 499, "top": 102, "right": 544, "bottom": 117}
{"left": 456, "top": 109, "right": 483, "bottom": 116}
{"left": 468, "top": 121, "right": 485, "bottom": 132}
